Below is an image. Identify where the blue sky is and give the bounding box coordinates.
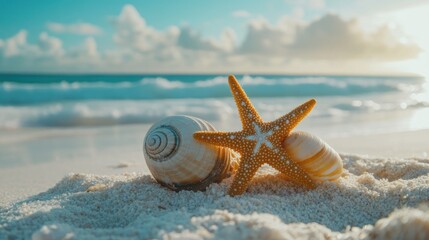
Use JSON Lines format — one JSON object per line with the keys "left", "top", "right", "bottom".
{"left": 0, "top": 0, "right": 428, "bottom": 74}
{"left": 0, "top": 0, "right": 322, "bottom": 48}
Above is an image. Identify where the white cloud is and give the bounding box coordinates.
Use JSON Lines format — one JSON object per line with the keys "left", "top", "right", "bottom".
{"left": 113, "top": 4, "right": 179, "bottom": 52}
{"left": 0, "top": 4, "right": 422, "bottom": 74}
{"left": 220, "top": 28, "right": 237, "bottom": 52}
{"left": 238, "top": 14, "right": 420, "bottom": 61}
{"left": 65, "top": 37, "right": 100, "bottom": 67}
{"left": 232, "top": 10, "right": 251, "bottom": 18}
{"left": 109, "top": 4, "right": 237, "bottom": 70}
{"left": 177, "top": 27, "right": 219, "bottom": 51}
{"left": 0, "top": 31, "right": 67, "bottom": 72}
{"left": 47, "top": 22, "right": 102, "bottom": 35}
{"left": 291, "top": 14, "right": 420, "bottom": 60}
{"left": 238, "top": 17, "right": 297, "bottom": 55}
{"left": 285, "top": 0, "right": 325, "bottom": 9}
{"left": 0, "top": 30, "right": 32, "bottom": 57}
{"left": 69, "top": 37, "right": 98, "bottom": 59}
{"left": 84, "top": 37, "right": 98, "bottom": 58}
{"left": 309, "top": 0, "right": 325, "bottom": 9}
{"left": 38, "top": 32, "right": 64, "bottom": 57}
{"left": 178, "top": 27, "right": 236, "bottom": 52}
{"left": 112, "top": 4, "right": 236, "bottom": 55}
{"left": 0, "top": 31, "right": 64, "bottom": 58}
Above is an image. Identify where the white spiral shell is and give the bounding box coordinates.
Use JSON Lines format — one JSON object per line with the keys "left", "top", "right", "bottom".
{"left": 283, "top": 131, "right": 343, "bottom": 182}
{"left": 143, "top": 115, "right": 234, "bottom": 191}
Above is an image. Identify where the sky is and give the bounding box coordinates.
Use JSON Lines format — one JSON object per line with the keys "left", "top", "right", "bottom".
{"left": 0, "top": 0, "right": 428, "bottom": 75}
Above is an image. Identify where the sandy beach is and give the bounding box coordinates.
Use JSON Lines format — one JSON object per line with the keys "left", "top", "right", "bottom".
{"left": 2, "top": 0, "right": 429, "bottom": 238}
{"left": 1, "top": 124, "right": 428, "bottom": 206}
{"left": 1, "top": 124, "right": 428, "bottom": 239}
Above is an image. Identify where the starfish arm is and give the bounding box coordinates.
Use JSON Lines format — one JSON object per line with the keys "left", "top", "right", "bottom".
{"left": 228, "top": 75, "right": 263, "bottom": 128}
{"left": 228, "top": 155, "right": 262, "bottom": 196}
{"left": 192, "top": 77, "right": 319, "bottom": 196}
{"left": 268, "top": 99, "right": 316, "bottom": 140}
{"left": 193, "top": 131, "right": 241, "bottom": 149}
{"left": 271, "top": 153, "right": 316, "bottom": 189}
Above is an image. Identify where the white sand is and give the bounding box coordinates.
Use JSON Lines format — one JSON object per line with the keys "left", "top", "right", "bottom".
{"left": 1, "top": 126, "right": 428, "bottom": 206}
{"left": 1, "top": 126, "right": 429, "bottom": 239}
{"left": 1, "top": 154, "right": 429, "bottom": 239}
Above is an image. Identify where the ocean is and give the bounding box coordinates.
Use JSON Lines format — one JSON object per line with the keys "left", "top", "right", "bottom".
{"left": 1, "top": 73, "right": 428, "bottom": 137}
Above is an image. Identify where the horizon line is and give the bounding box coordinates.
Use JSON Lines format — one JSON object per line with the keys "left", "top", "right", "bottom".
{"left": 0, "top": 71, "right": 423, "bottom": 78}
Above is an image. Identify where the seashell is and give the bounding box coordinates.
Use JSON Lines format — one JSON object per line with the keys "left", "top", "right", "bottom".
{"left": 143, "top": 115, "right": 234, "bottom": 191}
{"left": 283, "top": 131, "right": 343, "bottom": 182}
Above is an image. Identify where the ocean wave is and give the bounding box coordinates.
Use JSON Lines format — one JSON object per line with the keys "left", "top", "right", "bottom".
{"left": 332, "top": 99, "right": 429, "bottom": 113}
{"left": 0, "top": 76, "right": 417, "bottom": 105}
{"left": 0, "top": 100, "right": 234, "bottom": 128}
{"left": 1, "top": 97, "right": 428, "bottom": 128}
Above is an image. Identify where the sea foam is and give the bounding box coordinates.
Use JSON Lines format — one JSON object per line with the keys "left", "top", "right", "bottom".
{"left": 0, "top": 75, "right": 427, "bottom": 129}
{"left": 0, "top": 76, "right": 419, "bottom": 105}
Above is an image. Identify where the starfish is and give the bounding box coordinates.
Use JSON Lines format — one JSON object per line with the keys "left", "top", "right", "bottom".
{"left": 193, "top": 75, "right": 317, "bottom": 196}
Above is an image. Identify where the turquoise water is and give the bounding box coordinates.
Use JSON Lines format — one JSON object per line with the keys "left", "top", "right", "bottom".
{"left": 0, "top": 74, "right": 427, "bottom": 131}
{"left": 0, "top": 74, "right": 422, "bottom": 104}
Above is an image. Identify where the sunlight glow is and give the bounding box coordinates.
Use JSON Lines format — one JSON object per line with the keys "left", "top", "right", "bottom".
{"left": 409, "top": 81, "right": 429, "bottom": 130}
{"left": 409, "top": 108, "right": 429, "bottom": 131}
{"left": 383, "top": 4, "right": 429, "bottom": 77}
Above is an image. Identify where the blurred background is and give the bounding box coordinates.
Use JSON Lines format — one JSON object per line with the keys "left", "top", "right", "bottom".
{"left": 1, "top": 0, "right": 429, "bottom": 74}
{"left": 1, "top": 1, "right": 428, "bottom": 201}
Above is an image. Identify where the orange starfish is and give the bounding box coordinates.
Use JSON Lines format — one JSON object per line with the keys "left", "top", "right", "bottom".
{"left": 193, "top": 75, "right": 317, "bottom": 196}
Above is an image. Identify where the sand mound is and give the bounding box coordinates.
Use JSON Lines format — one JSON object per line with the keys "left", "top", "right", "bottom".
{"left": 1, "top": 154, "right": 429, "bottom": 240}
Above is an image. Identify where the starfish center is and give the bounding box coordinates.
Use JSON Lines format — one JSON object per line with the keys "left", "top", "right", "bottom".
{"left": 245, "top": 123, "right": 273, "bottom": 155}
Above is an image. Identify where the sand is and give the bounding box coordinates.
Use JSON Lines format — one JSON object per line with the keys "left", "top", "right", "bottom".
{"left": 1, "top": 125, "right": 428, "bottom": 206}
{"left": 1, "top": 153, "right": 429, "bottom": 240}
{"left": 1, "top": 126, "right": 429, "bottom": 239}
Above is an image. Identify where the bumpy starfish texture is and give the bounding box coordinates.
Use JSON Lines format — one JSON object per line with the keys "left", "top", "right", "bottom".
{"left": 193, "top": 75, "right": 317, "bottom": 196}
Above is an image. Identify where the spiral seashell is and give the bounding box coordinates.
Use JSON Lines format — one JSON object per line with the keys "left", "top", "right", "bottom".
{"left": 143, "top": 115, "right": 234, "bottom": 191}
{"left": 283, "top": 131, "right": 343, "bottom": 182}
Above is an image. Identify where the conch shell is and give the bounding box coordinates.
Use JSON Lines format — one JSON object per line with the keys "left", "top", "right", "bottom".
{"left": 143, "top": 115, "right": 234, "bottom": 191}
{"left": 283, "top": 131, "right": 343, "bottom": 182}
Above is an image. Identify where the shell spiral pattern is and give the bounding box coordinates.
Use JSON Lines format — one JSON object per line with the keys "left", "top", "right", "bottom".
{"left": 144, "top": 125, "right": 180, "bottom": 162}
{"left": 143, "top": 115, "right": 234, "bottom": 191}
{"left": 283, "top": 131, "right": 343, "bottom": 182}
